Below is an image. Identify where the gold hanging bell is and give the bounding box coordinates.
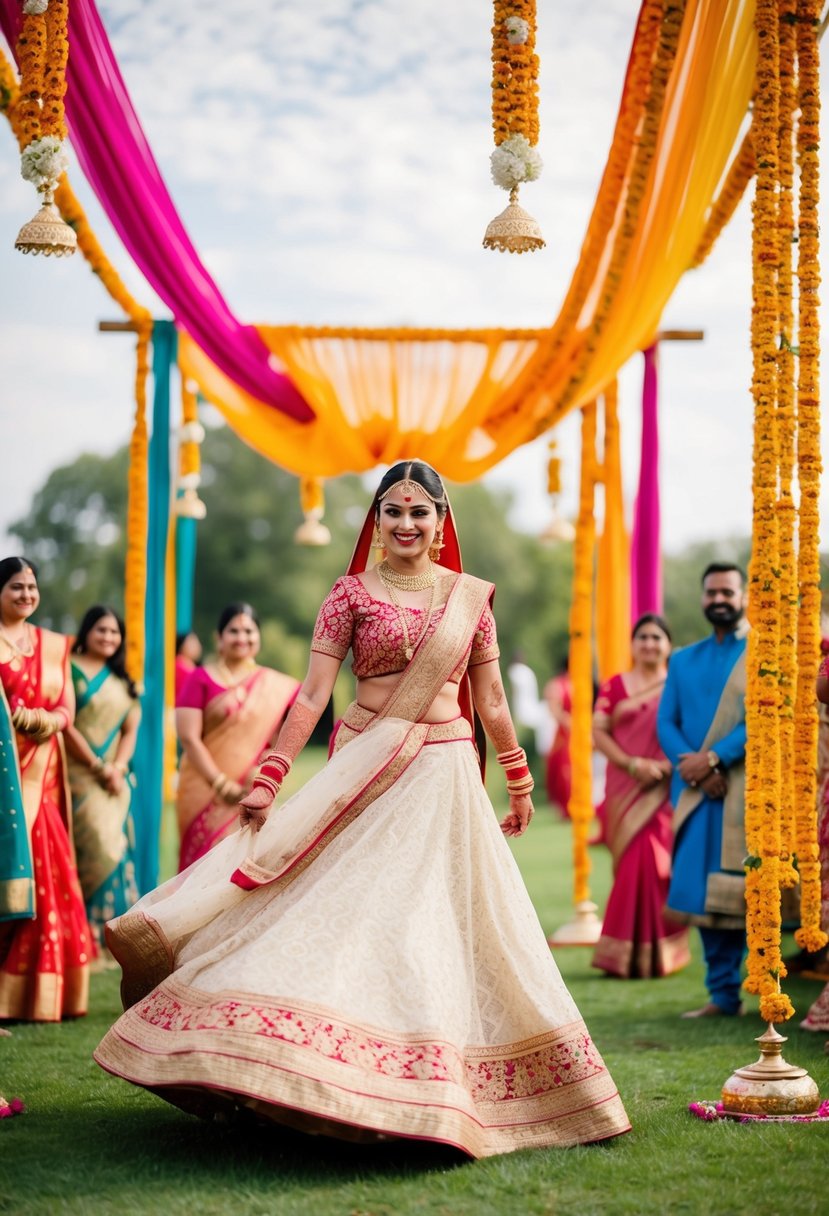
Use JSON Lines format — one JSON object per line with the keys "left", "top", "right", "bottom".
{"left": 15, "top": 187, "right": 77, "bottom": 258}
{"left": 483, "top": 186, "right": 545, "bottom": 254}
{"left": 294, "top": 508, "right": 331, "bottom": 546}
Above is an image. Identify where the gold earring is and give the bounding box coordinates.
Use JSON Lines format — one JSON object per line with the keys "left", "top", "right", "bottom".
{"left": 428, "top": 528, "right": 444, "bottom": 563}
{"left": 372, "top": 525, "right": 386, "bottom": 558}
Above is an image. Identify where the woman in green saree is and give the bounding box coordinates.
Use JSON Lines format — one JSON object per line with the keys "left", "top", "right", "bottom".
{"left": 65, "top": 606, "right": 140, "bottom": 958}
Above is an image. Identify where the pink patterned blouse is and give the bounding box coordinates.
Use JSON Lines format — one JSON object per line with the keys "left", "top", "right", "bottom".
{"left": 311, "top": 575, "right": 499, "bottom": 681}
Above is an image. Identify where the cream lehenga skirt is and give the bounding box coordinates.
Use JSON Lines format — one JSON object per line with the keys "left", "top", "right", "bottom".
{"left": 95, "top": 712, "right": 629, "bottom": 1157}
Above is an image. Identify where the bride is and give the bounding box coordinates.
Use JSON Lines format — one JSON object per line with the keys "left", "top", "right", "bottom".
{"left": 95, "top": 460, "right": 629, "bottom": 1158}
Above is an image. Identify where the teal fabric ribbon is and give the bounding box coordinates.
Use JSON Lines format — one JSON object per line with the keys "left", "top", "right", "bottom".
{"left": 132, "top": 320, "right": 177, "bottom": 893}
{"left": 0, "top": 690, "right": 33, "bottom": 921}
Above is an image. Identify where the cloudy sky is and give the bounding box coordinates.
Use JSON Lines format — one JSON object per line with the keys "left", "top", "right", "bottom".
{"left": 1, "top": 0, "right": 827, "bottom": 555}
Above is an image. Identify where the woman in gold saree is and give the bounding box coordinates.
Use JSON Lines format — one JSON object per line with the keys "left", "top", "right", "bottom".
{"left": 591, "top": 614, "right": 690, "bottom": 979}
{"left": 65, "top": 606, "right": 141, "bottom": 958}
{"left": 0, "top": 557, "right": 91, "bottom": 1022}
{"left": 95, "top": 462, "right": 629, "bottom": 1158}
{"left": 175, "top": 603, "right": 300, "bottom": 870}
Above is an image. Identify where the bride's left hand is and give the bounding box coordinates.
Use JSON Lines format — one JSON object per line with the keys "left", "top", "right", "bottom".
{"left": 500, "top": 793, "right": 534, "bottom": 838}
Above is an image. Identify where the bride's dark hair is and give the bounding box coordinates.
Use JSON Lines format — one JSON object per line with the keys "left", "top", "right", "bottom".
{"left": 373, "top": 461, "right": 448, "bottom": 519}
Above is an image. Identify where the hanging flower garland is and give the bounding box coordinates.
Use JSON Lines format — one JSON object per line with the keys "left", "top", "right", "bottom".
{"left": 483, "top": 1, "right": 544, "bottom": 253}
{"left": 14, "top": 0, "right": 76, "bottom": 255}
{"left": 743, "top": 0, "right": 791, "bottom": 1024}
{"left": 774, "top": 0, "right": 799, "bottom": 890}
{"left": 1, "top": 45, "right": 152, "bottom": 686}
{"left": 175, "top": 379, "right": 207, "bottom": 521}
{"left": 568, "top": 400, "right": 598, "bottom": 904}
{"left": 793, "top": 0, "right": 826, "bottom": 956}
{"left": 485, "top": 0, "right": 663, "bottom": 429}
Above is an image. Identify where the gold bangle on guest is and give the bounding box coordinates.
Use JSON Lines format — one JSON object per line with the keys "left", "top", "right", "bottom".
{"left": 90, "top": 756, "right": 105, "bottom": 775}
{"left": 211, "top": 772, "right": 229, "bottom": 795}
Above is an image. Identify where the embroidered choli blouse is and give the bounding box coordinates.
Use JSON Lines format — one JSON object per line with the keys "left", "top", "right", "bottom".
{"left": 311, "top": 574, "right": 500, "bottom": 682}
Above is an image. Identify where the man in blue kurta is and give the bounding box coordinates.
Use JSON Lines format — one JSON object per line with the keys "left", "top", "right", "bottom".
{"left": 657, "top": 563, "right": 748, "bottom": 1017}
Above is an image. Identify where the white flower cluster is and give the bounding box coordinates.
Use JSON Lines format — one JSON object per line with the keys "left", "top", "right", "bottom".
{"left": 505, "top": 15, "right": 529, "bottom": 45}
{"left": 20, "top": 135, "right": 68, "bottom": 189}
{"left": 179, "top": 421, "right": 206, "bottom": 445}
{"left": 490, "top": 134, "right": 543, "bottom": 190}
{"left": 23, "top": 0, "right": 49, "bottom": 14}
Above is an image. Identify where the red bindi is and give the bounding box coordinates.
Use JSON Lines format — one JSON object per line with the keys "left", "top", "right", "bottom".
{"left": 404, "top": 495, "right": 412, "bottom": 502}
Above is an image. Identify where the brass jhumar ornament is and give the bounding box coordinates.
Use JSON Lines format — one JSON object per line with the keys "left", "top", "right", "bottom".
{"left": 483, "top": 186, "right": 545, "bottom": 254}
{"left": 15, "top": 188, "right": 77, "bottom": 257}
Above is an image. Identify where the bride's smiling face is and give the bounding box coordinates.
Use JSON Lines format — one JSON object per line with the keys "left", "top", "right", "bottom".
{"left": 377, "top": 487, "right": 439, "bottom": 563}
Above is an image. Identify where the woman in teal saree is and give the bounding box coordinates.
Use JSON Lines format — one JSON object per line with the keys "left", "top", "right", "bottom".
{"left": 65, "top": 606, "right": 140, "bottom": 957}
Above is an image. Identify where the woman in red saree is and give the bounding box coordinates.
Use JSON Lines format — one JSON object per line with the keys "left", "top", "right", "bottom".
{"left": 592, "top": 614, "right": 690, "bottom": 979}
{"left": 176, "top": 603, "right": 300, "bottom": 870}
{"left": 95, "top": 462, "right": 629, "bottom": 1158}
{"left": 0, "top": 557, "right": 91, "bottom": 1022}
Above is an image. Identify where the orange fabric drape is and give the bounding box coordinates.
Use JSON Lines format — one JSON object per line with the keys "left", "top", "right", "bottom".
{"left": 178, "top": 0, "right": 757, "bottom": 482}
{"left": 595, "top": 381, "right": 631, "bottom": 682}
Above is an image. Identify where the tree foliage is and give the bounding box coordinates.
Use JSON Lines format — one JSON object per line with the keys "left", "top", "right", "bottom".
{"left": 13, "top": 424, "right": 823, "bottom": 682}
{"left": 6, "top": 425, "right": 575, "bottom": 685}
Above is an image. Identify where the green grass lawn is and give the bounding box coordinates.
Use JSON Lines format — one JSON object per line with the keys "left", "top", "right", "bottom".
{"left": 2, "top": 747, "right": 828, "bottom": 1215}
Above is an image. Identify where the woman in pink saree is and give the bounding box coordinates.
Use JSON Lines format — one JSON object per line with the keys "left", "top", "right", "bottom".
{"left": 175, "top": 603, "right": 299, "bottom": 870}
{"left": 592, "top": 614, "right": 690, "bottom": 979}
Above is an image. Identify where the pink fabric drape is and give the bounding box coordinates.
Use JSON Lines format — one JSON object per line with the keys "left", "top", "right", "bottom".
{"left": 0, "top": 0, "right": 312, "bottom": 423}
{"left": 630, "top": 344, "right": 662, "bottom": 620}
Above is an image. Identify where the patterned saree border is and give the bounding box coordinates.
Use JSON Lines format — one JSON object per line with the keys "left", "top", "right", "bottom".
{"left": 94, "top": 982, "right": 630, "bottom": 1156}
{"left": 105, "top": 910, "right": 175, "bottom": 1010}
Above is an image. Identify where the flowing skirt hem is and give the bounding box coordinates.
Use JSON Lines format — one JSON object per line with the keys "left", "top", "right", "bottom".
{"left": 94, "top": 981, "right": 630, "bottom": 1158}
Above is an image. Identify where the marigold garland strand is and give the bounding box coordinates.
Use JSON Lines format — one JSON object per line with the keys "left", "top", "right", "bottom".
{"left": 491, "top": 0, "right": 539, "bottom": 146}
{"left": 2, "top": 48, "right": 152, "bottom": 684}
{"left": 14, "top": 4, "right": 45, "bottom": 146}
{"left": 793, "top": 0, "right": 826, "bottom": 956}
{"left": 568, "top": 401, "right": 598, "bottom": 905}
{"left": 41, "top": 0, "right": 68, "bottom": 141}
{"left": 775, "top": 0, "right": 799, "bottom": 890}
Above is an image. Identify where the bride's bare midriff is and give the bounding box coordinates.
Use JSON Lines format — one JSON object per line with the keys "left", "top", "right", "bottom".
{"left": 355, "top": 675, "right": 461, "bottom": 724}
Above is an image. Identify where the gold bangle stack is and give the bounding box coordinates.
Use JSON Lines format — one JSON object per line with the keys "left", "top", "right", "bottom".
{"left": 211, "top": 771, "right": 231, "bottom": 797}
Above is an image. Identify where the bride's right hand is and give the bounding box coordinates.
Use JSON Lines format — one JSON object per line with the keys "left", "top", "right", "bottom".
{"left": 238, "top": 785, "right": 275, "bottom": 831}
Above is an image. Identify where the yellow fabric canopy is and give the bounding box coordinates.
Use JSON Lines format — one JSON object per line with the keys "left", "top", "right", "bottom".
{"left": 178, "top": 0, "right": 756, "bottom": 482}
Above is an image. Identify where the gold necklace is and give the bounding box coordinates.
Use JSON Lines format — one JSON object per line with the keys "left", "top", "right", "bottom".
{"left": 215, "top": 658, "right": 256, "bottom": 686}
{"left": 0, "top": 623, "right": 34, "bottom": 665}
{"left": 377, "top": 567, "right": 436, "bottom": 661}
{"left": 376, "top": 559, "right": 436, "bottom": 591}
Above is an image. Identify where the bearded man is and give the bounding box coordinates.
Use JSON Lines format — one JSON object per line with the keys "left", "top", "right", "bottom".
{"left": 657, "top": 563, "right": 748, "bottom": 1017}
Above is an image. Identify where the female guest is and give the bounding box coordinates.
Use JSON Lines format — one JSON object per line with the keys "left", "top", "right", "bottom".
{"left": 64, "top": 606, "right": 141, "bottom": 958}
{"left": 592, "top": 614, "right": 690, "bottom": 978}
{"left": 175, "top": 603, "right": 299, "bottom": 870}
{"left": 174, "top": 630, "right": 202, "bottom": 700}
{"left": 96, "top": 461, "right": 629, "bottom": 1157}
{"left": 543, "top": 660, "right": 572, "bottom": 817}
{"left": 0, "top": 557, "right": 90, "bottom": 1021}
